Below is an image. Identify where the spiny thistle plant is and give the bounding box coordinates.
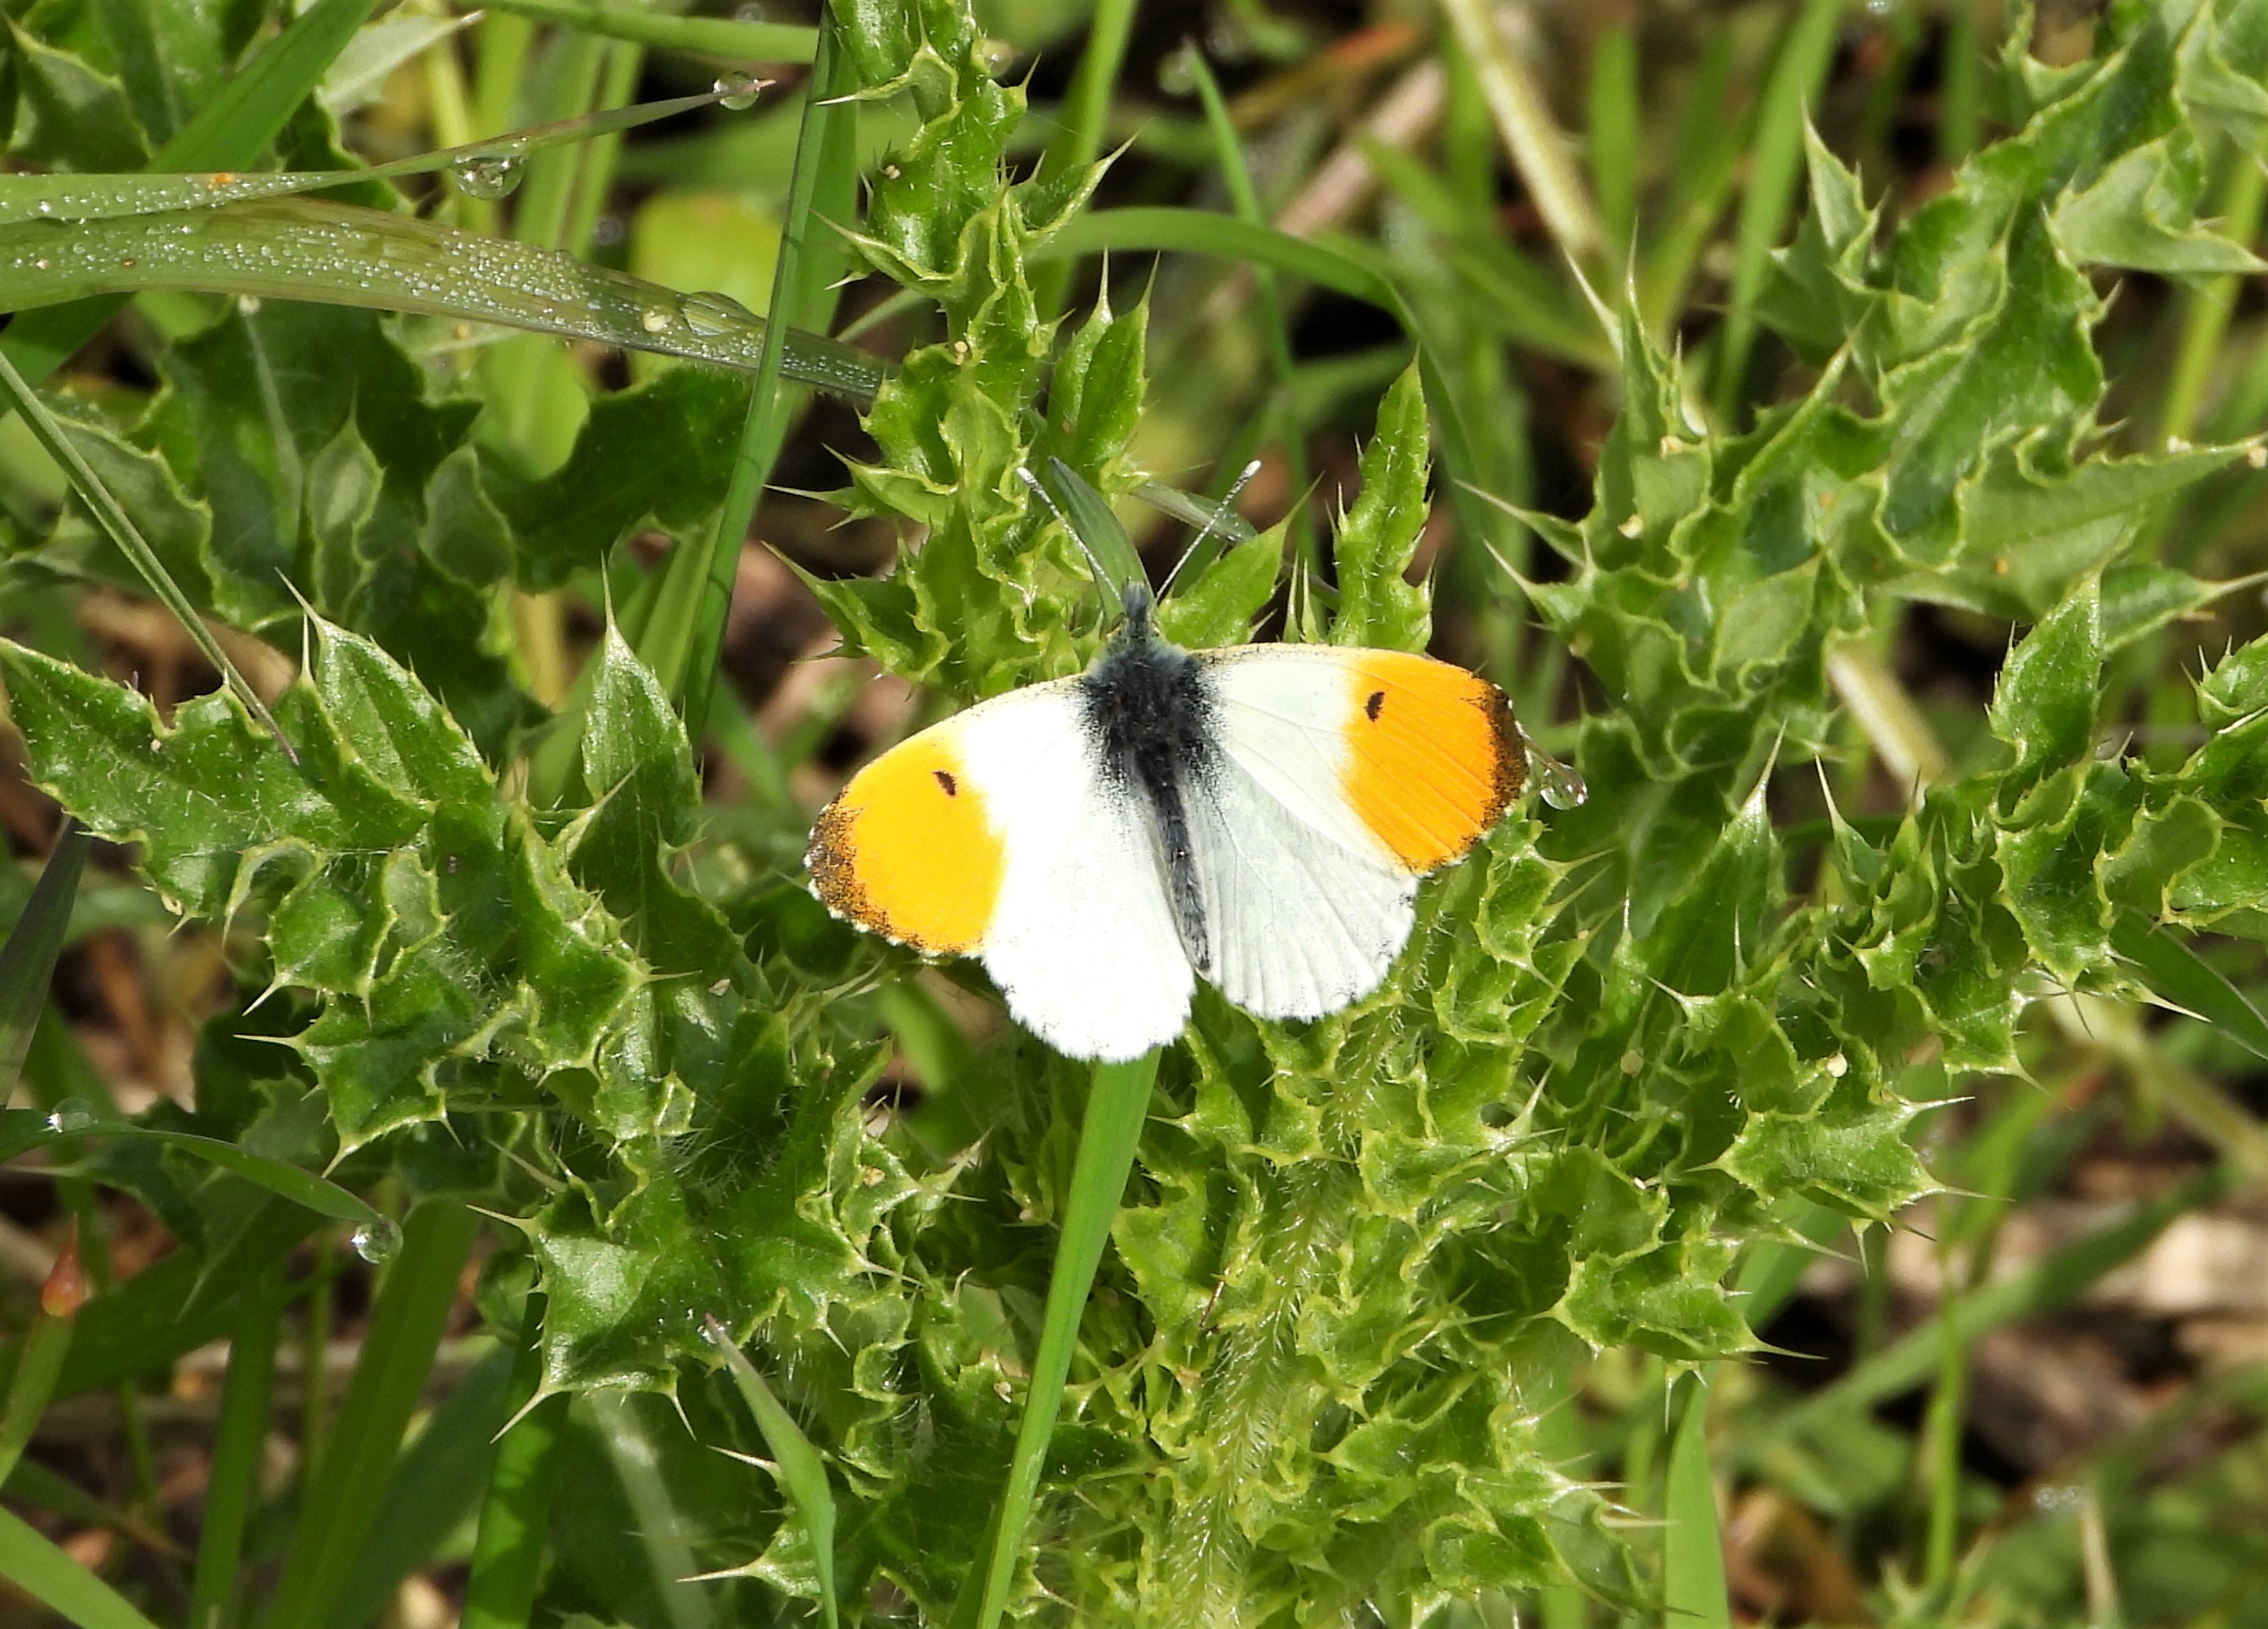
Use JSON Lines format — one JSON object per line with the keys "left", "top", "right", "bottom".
{"left": 0, "top": 0, "right": 2266, "bottom": 1625}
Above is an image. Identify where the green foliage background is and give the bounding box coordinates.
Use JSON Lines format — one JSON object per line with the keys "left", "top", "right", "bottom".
{"left": 3, "top": 0, "right": 2268, "bottom": 1626}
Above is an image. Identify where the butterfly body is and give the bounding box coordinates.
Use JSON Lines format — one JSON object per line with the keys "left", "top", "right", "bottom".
{"left": 808, "top": 592, "right": 1524, "bottom": 1060}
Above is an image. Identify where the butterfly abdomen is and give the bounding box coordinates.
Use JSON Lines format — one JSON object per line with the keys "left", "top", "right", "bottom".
{"left": 1081, "top": 635, "right": 1217, "bottom": 971}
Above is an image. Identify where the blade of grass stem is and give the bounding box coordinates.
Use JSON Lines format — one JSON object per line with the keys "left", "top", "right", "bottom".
{"left": 1638, "top": 24, "right": 1742, "bottom": 334}
{"left": 706, "top": 1318, "right": 840, "bottom": 1629}
{"left": 1776, "top": 1162, "right": 2232, "bottom": 1438}
{"left": 1035, "top": 205, "right": 1398, "bottom": 306}
{"left": 1710, "top": 0, "right": 1843, "bottom": 420}
{"left": 1662, "top": 1373, "right": 1730, "bottom": 1629}
{"left": 484, "top": 0, "right": 815, "bottom": 62}
{"left": 331, "top": 1346, "right": 516, "bottom": 1629}
{"left": 0, "top": 1505, "right": 164, "bottom": 1629}
{"left": 1587, "top": 19, "right": 1639, "bottom": 269}
{"left": 0, "top": 0, "right": 387, "bottom": 389}
{"left": 961, "top": 1051, "right": 1159, "bottom": 1629}
{"left": 2112, "top": 912, "right": 2268, "bottom": 1065}
{"left": 1438, "top": 0, "right": 1602, "bottom": 265}
{"left": 588, "top": 1393, "right": 714, "bottom": 1629}
{"left": 1940, "top": 0, "right": 1987, "bottom": 166}
{"left": 1028, "top": 0, "right": 1136, "bottom": 318}
{"left": 0, "top": 200, "right": 885, "bottom": 398}
{"left": 3, "top": 1120, "right": 386, "bottom": 1225}
{"left": 4, "top": 1459, "right": 180, "bottom": 1560}
{"left": 461, "top": 1316, "right": 568, "bottom": 1629}
{"left": 674, "top": 17, "right": 858, "bottom": 740}
{"left": 2159, "top": 147, "right": 2268, "bottom": 444}
{"left": 1186, "top": 47, "right": 1312, "bottom": 566}
{"left": 0, "top": 1229, "right": 81, "bottom": 1487}
{"left": 0, "top": 821, "right": 88, "bottom": 1092}
{"left": 264, "top": 1202, "right": 482, "bottom": 1629}
{"left": 0, "top": 86, "right": 768, "bottom": 226}
{"left": 1921, "top": 1260, "right": 1970, "bottom": 1593}
{"left": 186, "top": 1271, "right": 286, "bottom": 1629}
{"left": 0, "top": 352, "right": 291, "bottom": 759}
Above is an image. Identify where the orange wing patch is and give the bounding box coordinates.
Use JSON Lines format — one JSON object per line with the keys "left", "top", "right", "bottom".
{"left": 1342, "top": 651, "right": 1526, "bottom": 874}
{"left": 807, "top": 728, "right": 1005, "bottom": 954}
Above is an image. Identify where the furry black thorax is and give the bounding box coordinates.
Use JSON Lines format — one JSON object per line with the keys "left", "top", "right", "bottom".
{"left": 1079, "top": 589, "right": 1215, "bottom": 972}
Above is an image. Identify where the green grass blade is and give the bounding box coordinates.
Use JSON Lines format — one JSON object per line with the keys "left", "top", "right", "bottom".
{"left": 1778, "top": 1162, "right": 2232, "bottom": 1437}
{"left": 1710, "top": 0, "right": 1843, "bottom": 420}
{"left": 0, "top": 201, "right": 885, "bottom": 398}
{"left": 331, "top": 1346, "right": 517, "bottom": 1629}
{"left": 673, "top": 16, "right": 859, "bottom": 739}
{"left": 706, "top": 1318, "right": 840, "bottom": 1629}
{"left": 0, "top": 1504, "right": 164, "bottom": 1629}
{"left": 2112, "top": 911, "right": 2268, "bottom": 1064}
{"left": 461, "top": 1324, "right": 569, "bottom": 1629}
{"left": 484, "top": 0, "right": 815, "bottom": 62}
{"left": 1921, "top": 1265, "right": 1970, "bottom": 1593}
{"left": 1028, "top": 0, "right": 1135, "bottom": 317}
{"left": 1032, "top": 206, "right": 1399, "bottom": 308}
{"left": 187, "top": 1271, "right": 286, "bottom": 1629}
{"left": 1638, "top": 24, "right": 1742, "bottom": 333}
{"left": 1662, "top": 1374, "right": 1730, "bottom": 1629}
{"left": 0, "top": 350, "right": 292, "bottom": 759}
{"left": 0, "top": 1239, "right": 78, "bottom": 1487}
{"left": 1039, "top": 459, "right": 1146, "bottom": 603}
{"left": 0, "top": 0, "right": 387, "bottom": 387}
{"left": 963, "top": 1051, "right": 1159, "bottom": 1629}
{"left": 0, "top": 822, "right": 88, "bottom": 1092}
{"left": 1184, "top": 47, "right": 1310, "bottom": 563}
{"left": 1438, "top": 0, "right": 1602, "bottom": 265}
{"left": 0, "top": 85, "right": 772, "bottom": 226}
{"left": 0, "top": 1111, "right": 386, "bottom": 1228}
{"left": 264, "top": 1202, "right": 482, "bottom": 1629}
{"left": 1587, "top": 19, "right": 1640, "bottom": 265}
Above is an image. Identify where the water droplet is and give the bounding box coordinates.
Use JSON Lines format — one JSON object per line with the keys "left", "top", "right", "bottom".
{"left": 350, "top": 1217, "right": 402, "bottom": 1264}
{"left": 236, "top": 294, "right": 262, "bottom": 316}
{"left": 1157, "top": 42, "right": 1200, "bottom": 95}
{"left": 45, "top": 1098, "right": 97, "bottom": 1135}
{"left": 640, "top": 306, "right": 675, "bottom": 334}
{"left": 734, "top": 1, "right": 764, "bottom": 18}
{"left": 34, "top": 200, "right": 53, "bottom": 217}
{"left": 713, "top": 72, "right": 763, "bottom": 111}
{"left": 451, "top": 152, "right": 525, "bottom": 200}
{"left": 592, "top": 212, "right": 626, "bottom": 247}
{"left": 1529, "top": 742, "right": 1587, "bottom": 810}
{"left": 681, "top": 290, "right": 754, "bottom": 336}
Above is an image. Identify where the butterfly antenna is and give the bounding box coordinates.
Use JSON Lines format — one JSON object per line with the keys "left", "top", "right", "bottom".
{"left": 1159, "top": 459, "right": 1264, "bottom": 598}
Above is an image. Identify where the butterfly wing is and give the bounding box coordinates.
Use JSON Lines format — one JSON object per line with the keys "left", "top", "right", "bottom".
{"left": 1187, "top": 643, "right": 1524, "bottom": 1019}
{"left": 808, "top": 679, "right": 1192, "bottom": 1062}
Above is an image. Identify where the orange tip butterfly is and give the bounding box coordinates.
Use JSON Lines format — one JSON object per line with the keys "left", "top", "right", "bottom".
{"left": 805, "top": 573, "right": 1526, "bottom": 1061}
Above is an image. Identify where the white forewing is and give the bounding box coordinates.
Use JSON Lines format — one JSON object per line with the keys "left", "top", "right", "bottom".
{"left": 1193, "top": 646, "right": 1403, "bottom": 867}
{"left": 1185, "top": 649, "right": 1419, "bottom": 1019}
{"left": 953, "top": 683, "right": 1193, "bottom": 1061}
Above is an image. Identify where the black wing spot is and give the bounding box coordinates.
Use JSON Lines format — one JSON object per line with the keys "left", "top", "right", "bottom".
{"left": 933, "top": 769, "right": 959, "bottom": 796}
{"left": 1365, "top": 689, "right": 1387, "bottom": 721}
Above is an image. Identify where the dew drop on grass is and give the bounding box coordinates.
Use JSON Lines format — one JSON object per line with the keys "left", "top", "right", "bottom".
{"left": 351, "top": 1217, "right": 403, "bottom": 1264}
{"left": 640, "top": 306, "right": 675, "bottom": 334}
{"left": 451, "top": 153, "right": 525, "bottom": 200}
{"left": 734, "top": 1, "right": 764, "bottom": 19}
{"left": 713, "top": 72, "right": 763, "bottom": 111}
{"left": 681, "top": 290, "right": 755, "bottom": 336}
{"left": 45, "top": 1098, "right": 97, "bottom": 1134}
